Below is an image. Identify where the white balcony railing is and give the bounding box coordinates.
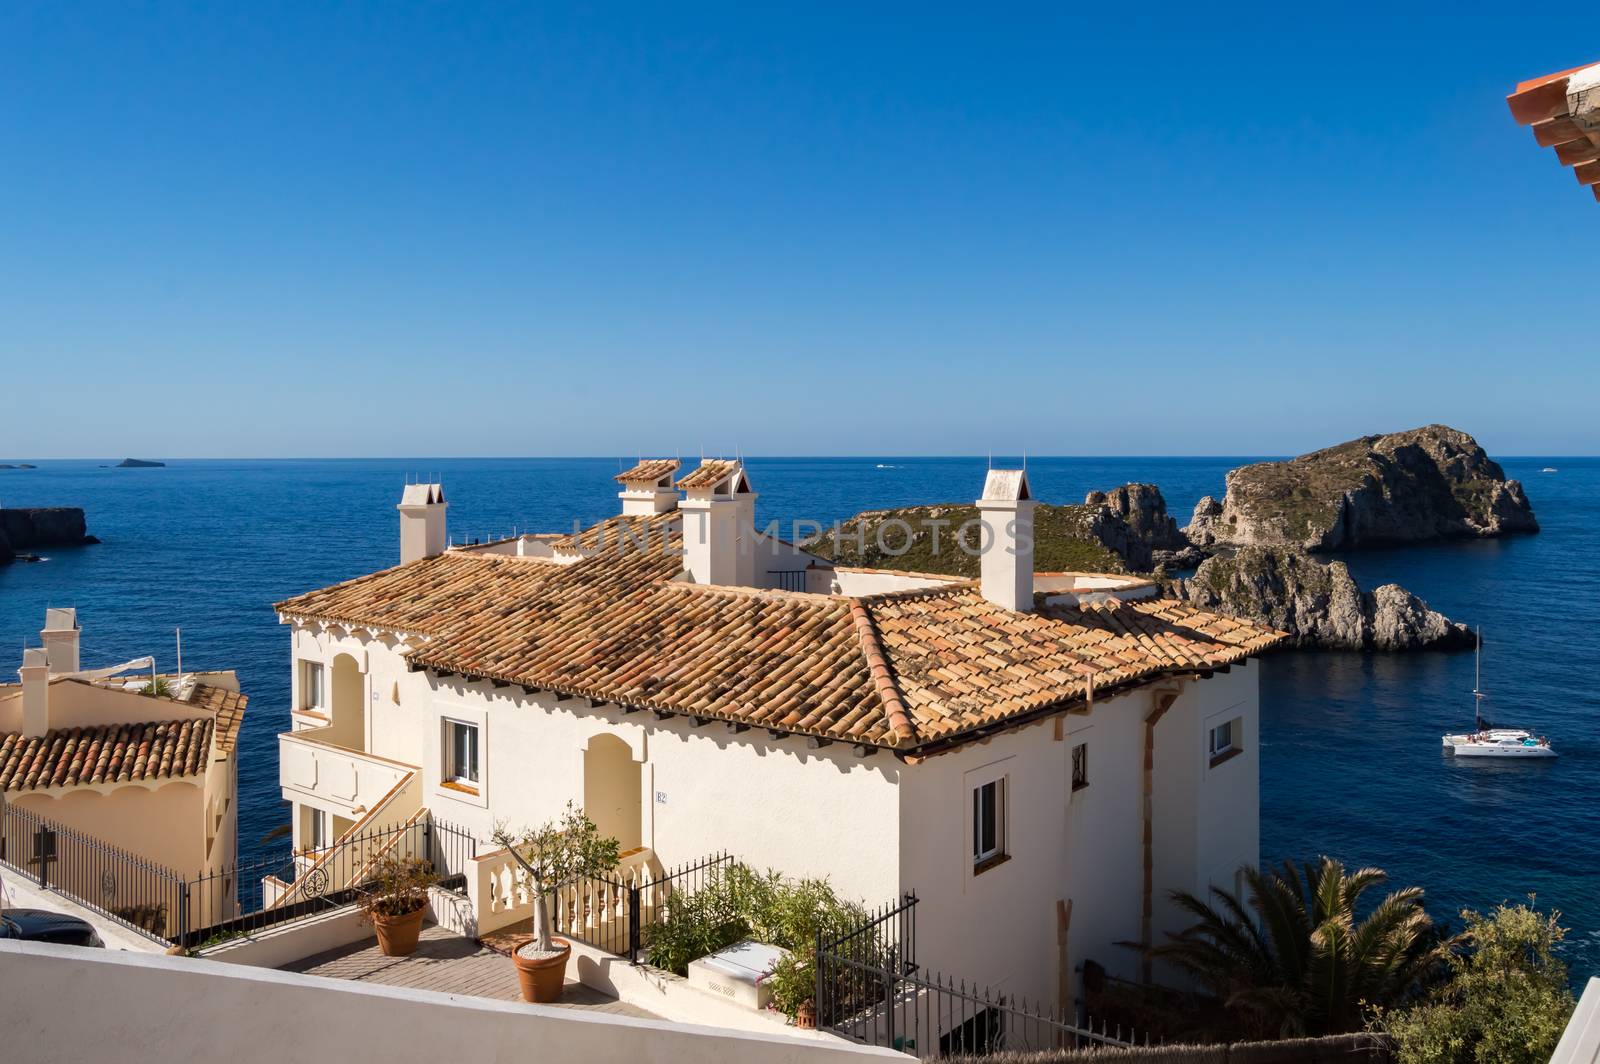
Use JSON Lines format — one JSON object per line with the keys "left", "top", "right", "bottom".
{"left": 277, "top": 728, "right": 418, "bottom": 820}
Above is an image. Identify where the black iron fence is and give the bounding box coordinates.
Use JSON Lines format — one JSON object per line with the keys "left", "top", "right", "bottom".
{"left": 1, "top": 801, "right": 185, "bottom": 944}
{"left": 817, "top": 892, "right": 1140, "bottom": 1057}
{"left": 549, "top": 850, "right": 734, "bottom": 964}
{"left": 178, "top": 816, "right": 478, "bottom": 948}
{"left": 768, "top": 570, "right": 809, "bottom": 592}
{"left": 1, "top": 802, "right": 477, "bottom": 950}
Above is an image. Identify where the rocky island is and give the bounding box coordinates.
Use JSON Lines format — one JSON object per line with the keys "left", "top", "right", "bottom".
{"left": 116, "top": 458, "right": 165, "bottom": 468}
{"left": 0, "top": 507, "right": 99, "bottom": 565}
{"left": 805, "top": 482, "right": 1203, "bottom": 577}
{"left": 1170, "top": 546, "right": 1475, "bottom": 651}
{"left": 1185, "top": 424, "right": 1537, "bottom": 552}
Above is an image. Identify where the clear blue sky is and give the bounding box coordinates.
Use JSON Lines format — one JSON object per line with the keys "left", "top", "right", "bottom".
{"left": 2, "top": 4, "right": 1595, "bottom": 458}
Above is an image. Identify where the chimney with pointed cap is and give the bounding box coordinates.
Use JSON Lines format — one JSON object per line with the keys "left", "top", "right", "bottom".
{"left": 41, "top": 606, "right": 80, "bottom": 674}
{"left": 397, "top": 483, "right": 447, "bottom": 565}
{"left": 677, "top": 459, "right": 752, "bottom": 585}
{"left": 976, "top": 468, "right": 1036, "bottom": 612}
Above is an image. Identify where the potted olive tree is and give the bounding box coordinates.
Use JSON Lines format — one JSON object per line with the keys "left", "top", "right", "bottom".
{"left": 357, "top": 855, "right": 439, "bottom": 956}
{"left": 490, "top": 802, "right": 620, "bottom": 1003}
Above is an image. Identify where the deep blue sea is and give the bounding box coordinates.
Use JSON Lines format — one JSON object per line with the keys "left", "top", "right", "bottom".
{"left": 2, "top": 456, "right": 1595, "bottom": 976}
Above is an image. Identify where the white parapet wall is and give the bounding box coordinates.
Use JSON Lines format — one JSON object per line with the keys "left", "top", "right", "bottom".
{"left": 0, "top": 940, "right": 907, "bottom": 1064}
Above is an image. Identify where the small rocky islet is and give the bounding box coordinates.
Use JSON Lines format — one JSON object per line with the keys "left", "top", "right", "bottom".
{"left": 809, "top": 425, "right": 1534, "bottom": 652}
{"left": 0, "top": 507, "right": 98, "bottom": 565}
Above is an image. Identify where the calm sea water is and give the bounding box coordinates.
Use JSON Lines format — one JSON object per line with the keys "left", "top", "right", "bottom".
{"left": 2, "top": 456, "right": 1595, "bottom": 976}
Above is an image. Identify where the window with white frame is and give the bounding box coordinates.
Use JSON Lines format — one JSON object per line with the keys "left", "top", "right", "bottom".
{"left": 972, "top": 778, "right": 1005, "bottom": 868}
{"left": 302, "top": 661, "right": 324, "bottom": 712}
{"left": 444, "top": 718, "right": 480, "bottom": 787}
{"left": 1209, "top": 717, "right": 1241, "bottom": 765}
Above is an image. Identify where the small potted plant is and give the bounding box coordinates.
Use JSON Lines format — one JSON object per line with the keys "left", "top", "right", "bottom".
{"left": 491, "top": 802, "right": 620, "bottom": 1003}
{"left": 357, "top": 854, "right": 439, "bottom": 957}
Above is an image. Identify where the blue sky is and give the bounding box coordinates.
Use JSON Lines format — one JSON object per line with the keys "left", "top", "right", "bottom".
{"left": 2, "top": 4, "right": 1595, "bottom": 458}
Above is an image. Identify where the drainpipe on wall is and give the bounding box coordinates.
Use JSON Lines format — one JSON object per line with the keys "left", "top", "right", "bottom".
{"left": 1140, "top": 682, "right": 1184, "bottom": 983}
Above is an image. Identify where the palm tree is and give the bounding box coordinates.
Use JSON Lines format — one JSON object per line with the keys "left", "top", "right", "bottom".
{"left": 1150, "top": 857, "right": 1454, "bottom": 1039}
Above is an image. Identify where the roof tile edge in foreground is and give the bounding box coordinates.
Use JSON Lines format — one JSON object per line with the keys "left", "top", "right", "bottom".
{"left": 848, "top": 601, "right": 916, "bottom": 745}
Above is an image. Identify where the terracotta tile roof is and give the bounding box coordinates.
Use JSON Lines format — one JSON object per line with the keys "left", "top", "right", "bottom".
{"left": 1508, "top": 60, "right": 1600, "bottom": 204}
{"left": 421, "top": 582, "right": 890, "bottom": 742}
{"left": 676, "top": 459, "right": 742, "bottom": 491}
{"left": 862, "top": 587, "right": 1285, "bottom": 743}
{"left": 0, "top": 717, "right": 215, "bottom": 793}
{"left": 276, "top": 514, "right": 1286, "bottom": 750}
{"left": 189, "top": 683, "right": 248, "bottom": 755}
{"left": 614, "top": 459, "right": 681, "bottom": 485}
{"left": 274, "top": 551, "right": 577, "bottom": 634}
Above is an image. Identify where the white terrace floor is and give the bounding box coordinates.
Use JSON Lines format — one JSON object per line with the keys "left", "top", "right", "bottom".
{"left": 282, "top": 924, "right": 659, "bottom": 1019}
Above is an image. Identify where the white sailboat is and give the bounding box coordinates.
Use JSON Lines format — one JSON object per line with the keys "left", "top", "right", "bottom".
{"left": 1442, "top": 629, "right": 1555, "bottom": 758}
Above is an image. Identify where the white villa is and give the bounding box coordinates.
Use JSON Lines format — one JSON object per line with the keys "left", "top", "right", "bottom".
{"left": 1, "top": 609, "right": 246, "bottom": 932}
{"left": 273, "top": 461, "right": 1282, "bottom": 1012}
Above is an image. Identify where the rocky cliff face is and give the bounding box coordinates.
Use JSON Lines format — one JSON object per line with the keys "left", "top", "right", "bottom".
{"left": 803, "top": 502, "right": 1128, "bottom": 577}
{"left": 1084, "top": 483, "right": 1204, "bottom": 570}
{"left": 1185, "top": 425, "right": 1538, "bottom": 552}
{"left": 1171, "top": 546, "right": 1475, "bottom": 651}
{"left": 0, "top": 507, "right": 98, "bottom": 565}
{"left": 805, "top": 483, "right": 1203, "bottom": 577}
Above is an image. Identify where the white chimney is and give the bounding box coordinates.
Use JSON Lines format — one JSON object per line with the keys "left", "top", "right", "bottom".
{"left": 976, "top": 469, "right": 1036, "bottom": 612}
{"left": 397, "top": 483, "right": 447, "bottom": 565}
{"left": 733, "top": 468, "right": 759, "bottom": 588}
{"left": 40, "top": 607, "right": 80, "bottom": 675}
{"left": 614, "top": 459, "right": 681, "bottom": 516}
{"left": 20, "top": 647, "right": 50, "bottom": 738}
{"left": 678, "top": 460, "right": 744, "bottom": 586}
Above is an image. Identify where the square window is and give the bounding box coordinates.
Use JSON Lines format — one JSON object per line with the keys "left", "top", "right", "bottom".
{"left": 1209, "top": 718, "right": 1241, "bottom": 765}
{"left": 444, "top": 719, "right": 480, "bottom": 786}
{"left": 302, "top": 661, "right": 324, "bottom": 711}
{"left": 972, "top": 779, "right": 1005, "bottom": 867}
{"left": 1209, "top": 720, "right": 1234, "bottom": 756}
{"left": 1071, "top": 742, "right": 1089, "bottom": 792}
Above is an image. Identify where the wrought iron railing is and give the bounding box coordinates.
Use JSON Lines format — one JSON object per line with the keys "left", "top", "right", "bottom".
{"left": 768, "top": 570, "right": 809, "bottom": 592}
{"left": 816, "top": 892, "right": 1140, "bottom": 1056}
{"left": 179, "top": 816, "right": 477, "bottom": 948}
{"left": 548, "top": 850, "right": 735, "bottom": 964}
{"left": 1, "top": 802, "right": 185, "bottom": 945}
{"left": 1, "top": 803, "right": 478, "bottom": 950}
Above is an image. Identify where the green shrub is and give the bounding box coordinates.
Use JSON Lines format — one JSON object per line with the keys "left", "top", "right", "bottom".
{"left": 1376, "top": 900, "right": 1576, "bottom": 1064}
{"left": 644, "top": 864, "right": 769, "bottom": 975}
{"left": 642, "top": 861, "right": 870, "bottom": 1021}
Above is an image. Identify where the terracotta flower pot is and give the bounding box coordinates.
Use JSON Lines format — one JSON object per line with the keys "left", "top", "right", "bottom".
{"left": 512, "top": 936, "right": 572, "bottom": 1003}
{"left": 372, "top": 905, "right": 426, "bottom": 957}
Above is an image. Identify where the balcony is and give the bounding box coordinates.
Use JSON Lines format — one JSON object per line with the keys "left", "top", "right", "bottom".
{"left": 278, "top": 728, "right": 419, "bottom": 823}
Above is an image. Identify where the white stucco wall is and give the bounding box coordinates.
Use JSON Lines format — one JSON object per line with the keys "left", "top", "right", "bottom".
{"left": 0, "top": 941, "right": 903, "bottom": 1064}
{"left": 14, "top": 780, "right": 209, "bottom": 877}
{"left": 417, "top": 676, "right": 904, "bottom": 906}
{"left": 895, "top": 663, "right": 1262, "bottom": 1015}
{"left": 282, "top": 620, "right": 1260, "bottom": 1019}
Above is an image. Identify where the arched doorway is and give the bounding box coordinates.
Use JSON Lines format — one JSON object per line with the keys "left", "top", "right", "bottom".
{"left": 327, "top": 653, "right": 365, "bottom": 751}
{"left": 583, "top": 734, "right": 642, "bottom": 853}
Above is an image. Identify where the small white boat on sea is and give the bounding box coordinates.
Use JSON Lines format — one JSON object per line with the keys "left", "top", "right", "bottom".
{"left": 1540, "top": 467, "right": 1558, "bottom": 473}
{"left": 1442, "top": 629, "right": 1556, "bottom": 759}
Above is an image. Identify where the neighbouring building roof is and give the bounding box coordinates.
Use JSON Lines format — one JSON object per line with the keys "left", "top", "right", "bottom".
{"left": 188, "top": 683, "right": 249, "bottom": 755}
{"left": 675, "top": 459, "right": 742, "bottom": 491}
{"left": 614, "top": 458, "right": 681, "bottom": 485}
{"left": 1508, "top": 60, "right": 1600, "bottom": 203}
{"left": 275, "top": 514, "right": 1286, "bottom": 751}
{"left": 0, "top": 717, "right": 215, "bottom": 793}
